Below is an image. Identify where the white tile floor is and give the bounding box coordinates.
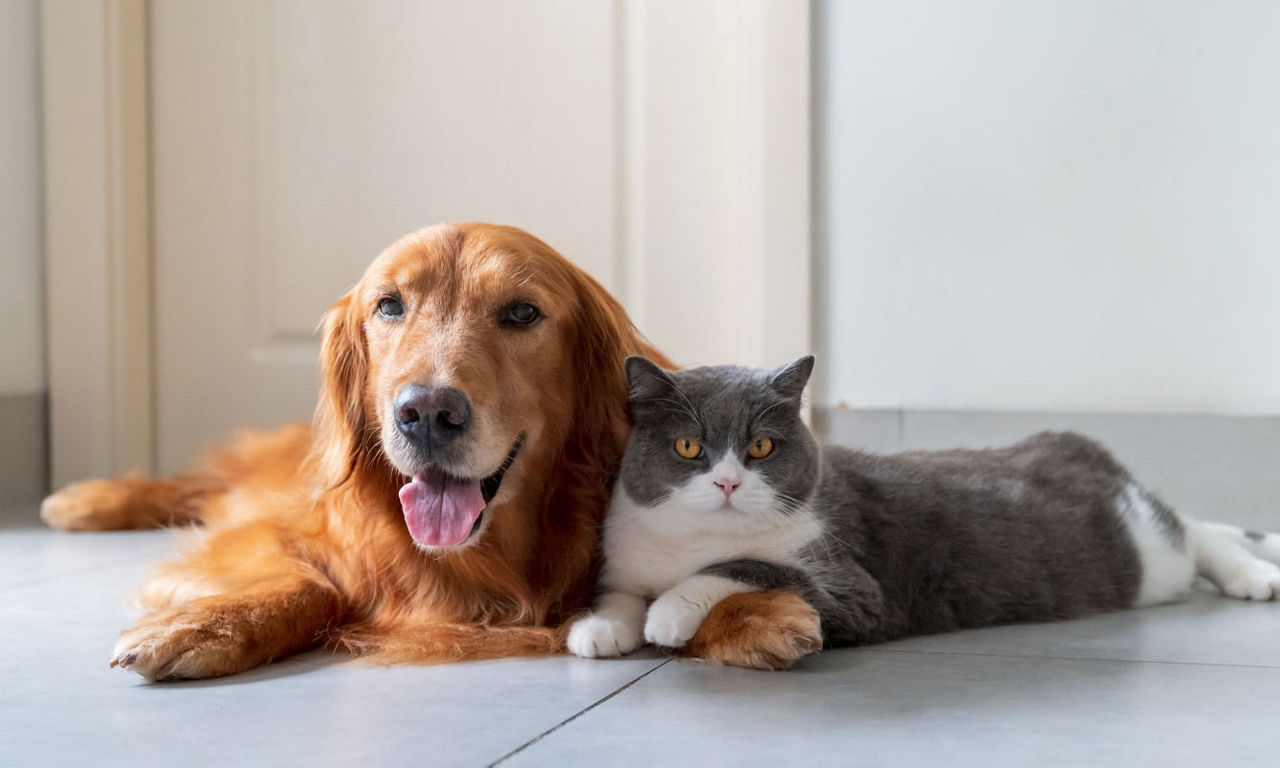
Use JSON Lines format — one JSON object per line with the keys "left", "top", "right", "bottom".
{"left": 3, "top": 413, "right": 1279, "bottom": 767}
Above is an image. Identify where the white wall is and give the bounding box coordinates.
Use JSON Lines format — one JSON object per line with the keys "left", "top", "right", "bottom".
{"left": 816, "top": 0, "right": 1280, "bottom": 415}
{"left": 0, "top": 0, "right": 44, "bottom": 396}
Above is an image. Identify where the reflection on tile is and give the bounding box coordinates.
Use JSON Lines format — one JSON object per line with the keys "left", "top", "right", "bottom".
{"left": 876, "top": 587, "right": 1280, "bottom": 667}
{"left": 0, "top": 526, "right": 176, "bottom": 590}
{"left": 510, "top": 650, "right": 1280, "bottom": 768}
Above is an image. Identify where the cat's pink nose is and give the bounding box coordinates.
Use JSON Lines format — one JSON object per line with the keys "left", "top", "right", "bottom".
{"left": 714, "top": 478, "right": 740, "bottom": 497}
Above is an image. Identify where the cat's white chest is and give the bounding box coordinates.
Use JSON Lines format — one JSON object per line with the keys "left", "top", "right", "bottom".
{"left": 599, "top": 485, "right": 822, "bottom": 598}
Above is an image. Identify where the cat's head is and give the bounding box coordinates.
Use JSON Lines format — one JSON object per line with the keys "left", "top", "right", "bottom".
{"left": 618, "top": 356, "right": 820, "bottom": 519}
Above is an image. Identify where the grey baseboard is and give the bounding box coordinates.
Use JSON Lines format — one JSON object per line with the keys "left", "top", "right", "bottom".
{"left": 0, "top": 392, "right": 47, "bottom": 520}
{"left": 814, "top": 407, "right": 1280, "bottom": 532}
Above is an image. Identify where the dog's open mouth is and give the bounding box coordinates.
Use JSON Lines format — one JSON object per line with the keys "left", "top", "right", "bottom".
{"left": 397, "top": 437, "right": 523, "bottom": 548}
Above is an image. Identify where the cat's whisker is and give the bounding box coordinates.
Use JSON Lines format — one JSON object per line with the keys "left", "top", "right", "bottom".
{"left": 649, "top": 396, "right": 703, "bottom": 426}
{"left": 749, "top": 399, "right": 790, "bottom": 433}
{"left": 667, "top": 385, "right": 706, "bottom": 429}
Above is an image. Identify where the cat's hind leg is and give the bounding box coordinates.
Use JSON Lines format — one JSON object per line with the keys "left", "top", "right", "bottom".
{"left": 1118, "top": 483, "right": 1197, "bottom": 606}
{"left": 567, "top": 592, "right": 646, "bottom": 658}
{"left": 1119, "top": 482, "right": 1280, "bottom": 603}
{"left": 1186, "top": 521, "right": 1280, "bottom": 601}
{"left": 1195, "top": 522, "right": 1280, "bottom": 566}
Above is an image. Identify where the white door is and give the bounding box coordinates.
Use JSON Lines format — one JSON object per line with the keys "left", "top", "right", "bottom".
{"left": 149, "top": 0, "right": 626, "bottom": 472}
{"left": 45, "top": 0, "right": 810, "bottom": 481}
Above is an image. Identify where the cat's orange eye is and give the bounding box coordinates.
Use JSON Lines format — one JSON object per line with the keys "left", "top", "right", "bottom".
{"left": 747, "top": 437, "right": 774, "bottom": 459}
{"left": 674, "top": 438, "right": 703, "bottom": 459}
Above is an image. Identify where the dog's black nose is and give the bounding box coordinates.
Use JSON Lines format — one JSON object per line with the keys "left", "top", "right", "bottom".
{"left": 394, "top": 385, "right": 471, "bottom": 448}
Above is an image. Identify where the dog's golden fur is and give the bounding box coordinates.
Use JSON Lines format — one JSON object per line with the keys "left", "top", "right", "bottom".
{"left": 681, "top": 590, "right": 822, "bottom": 670}
{"left": 42, "top": 222, "right": 812, "bottom": 678}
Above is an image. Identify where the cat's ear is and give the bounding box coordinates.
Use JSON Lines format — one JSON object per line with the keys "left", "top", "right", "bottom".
{"left": 625, "top": 356, "right": 677, "bottom": 402}
{"left": 768, "top": 355, "right": 815, "bottom": 402}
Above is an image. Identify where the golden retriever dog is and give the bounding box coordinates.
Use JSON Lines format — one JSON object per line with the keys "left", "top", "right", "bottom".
{"left": 41, "top": 222, "right": 823, "bottom": 679}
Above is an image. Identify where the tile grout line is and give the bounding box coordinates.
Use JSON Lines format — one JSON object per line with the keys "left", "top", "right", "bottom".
{"left": 488, "top": 659, "right": 673, "bottom": 766}
{"left": 861, "top": 646, "right": 1280, "bottom": 670}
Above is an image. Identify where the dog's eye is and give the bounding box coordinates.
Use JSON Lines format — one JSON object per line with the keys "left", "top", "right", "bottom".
{"left": 503, "top": 302, "right": 542, "bottom": 327}
{"left": 377, "top": 297, "right": 404, "bottom": 319}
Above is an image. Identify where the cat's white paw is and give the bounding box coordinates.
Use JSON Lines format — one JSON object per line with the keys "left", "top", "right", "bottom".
{"left": 644, "top": 592, "right": 708, "bottom": 649}
{"left": 1221, "top": 560, "right": 1280, "bottom": 601}
{"left": 568, "top": 614, "right": 643, "bottom": 658}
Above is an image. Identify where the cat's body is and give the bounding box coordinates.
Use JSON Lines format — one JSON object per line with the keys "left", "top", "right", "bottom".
{"left": 568, "top": 357, "right": 1280, "bottom": 663}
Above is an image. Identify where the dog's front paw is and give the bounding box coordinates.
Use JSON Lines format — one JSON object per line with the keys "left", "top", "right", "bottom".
{"left": 643, "top": 592, "right": 708, "bottom": 649}
{"left": 111, "top": 606, "right": 249, "bottom": 681}
{"left": 567, "top": 614, "right": 643, "bottom": 658}
{"left": 683, "top": 590, "right": 822, "bottom": 670}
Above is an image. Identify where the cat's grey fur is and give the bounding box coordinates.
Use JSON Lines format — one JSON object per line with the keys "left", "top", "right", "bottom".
{"left": 567, "top": 357, "right": 1280, "bottom": 661}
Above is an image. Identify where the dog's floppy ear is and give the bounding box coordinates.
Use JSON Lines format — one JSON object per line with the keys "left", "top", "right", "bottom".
{"left": 563, "top": 266, "right": 673, "bottom": 470}
{"left": 570, "top": 274, "right": 641, "bottom": 448}
{"left": 311, "top": 290, "right": 370, "bottom": 488}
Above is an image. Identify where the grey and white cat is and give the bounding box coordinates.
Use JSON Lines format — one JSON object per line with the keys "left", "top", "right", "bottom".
{"left": 568, "top": 356, "right": 1280, "bottom": 660}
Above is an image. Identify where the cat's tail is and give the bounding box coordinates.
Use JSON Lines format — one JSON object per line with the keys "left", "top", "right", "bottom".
{"left": 1184, "top": 518, "right": 1280, "bottom": 601}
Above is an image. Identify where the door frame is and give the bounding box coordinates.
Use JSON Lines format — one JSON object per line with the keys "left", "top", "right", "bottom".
{"left": 617, "top": 0, "right": 811, "bottom": 370}
{"left": 40, "top": 0, "right": 811, "bottom": 485}
{"left": 41, "top": 0, "right": 154, "bottom": 486}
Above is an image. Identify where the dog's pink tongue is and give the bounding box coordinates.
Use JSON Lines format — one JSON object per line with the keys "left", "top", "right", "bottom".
{"left": 398, "top": 471, "right": 485, "bottom": 547}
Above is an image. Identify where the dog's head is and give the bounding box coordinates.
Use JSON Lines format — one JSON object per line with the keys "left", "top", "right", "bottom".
{"left": 313, "top": 223, "right": 662, "bottom": 552}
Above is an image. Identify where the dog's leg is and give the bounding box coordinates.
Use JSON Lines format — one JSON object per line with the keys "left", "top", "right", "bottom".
{"left": 41, "top": 472, "right": 223, "bottom": 531}
{"left": 42, "top": 424, "right": 310, "bottom": 531}
{"left": 682, "top": 590, "right": 822, "bottom": 670}
{"left": 112, "top": 574, "right": 341, "bottom": 680}
{"left": 112, "top": 519, "right": 343, "bottom": 680}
